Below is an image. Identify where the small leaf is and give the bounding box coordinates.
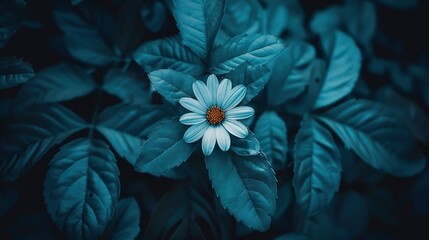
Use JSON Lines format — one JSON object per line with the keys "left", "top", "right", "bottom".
{"left": 343, "top": 0, "right": 377, "bottom": 46}
{"left": 205, "top": 149, "right": 277, "bottom": 231}
{"left": 135, "top": 118, "right": 196, "bottom": 175}
{"left": 254, "top": 111, "right": 288, "bottom": 171}
{"left": 141, "top": 1, "right": 167, "bottom": 33}
{"left": 0, "top": 0, "right": 26, "bottom": 48}
{"left": 310, "top": 6, "right": 342, "bottom": 36}
{"left": 267, "top": 41, "right": 316, "bottom": 106}
{"left": 0, "top": 104, "right": 87, "bottom": 181}
{"left": 147, "top": 69, "right": 196, "bottom": 105}
{"left": 210, "top": 34, "right": 285, "bottom": 74}
{"left": 293, "top": 114, "right": 341, "bottom": 217}
{"left": 96, "top": 103, "right": 171, "bottom": 165}
{"left": 230, "top": 131, "right": 261, "bottom": 156}
{"left": 171, "top": 0, "right": 225, "bottom": 60}
{"left": 44, "top": 138, "right": 120, "bottom": 240}
{"left": 104, "top": 198, "right": 140, "bottom": 240}
{"left": 133, "top": 36, "right": 205, "bottom": 75}
{"left": 15, "top": 64, "right": 96, "bottom": 108}
{"left": 316, "top": 99, "right": 426, "bottom": 177}
{"left": 0, "top": 57, "right": 34, "bottom": 89}
{"left": 314, "top": 31, "right": 361, "bottom": 109}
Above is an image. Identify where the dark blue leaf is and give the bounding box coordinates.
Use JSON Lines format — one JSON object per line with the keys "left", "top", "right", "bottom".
{"left": 205, "top": 149, "right": 277, "bottom": 231}
{"left": 141, "top": 0, "right": 167, "bottom": 33}
{"left": 254, "top": 111, "right": 288, "bottom": 171}
{"left": 210, "top": 34, "right": 286, "bottom": 74}
{"left": 171, "top": 0, "right": 225, "bottom": 60}
{"left": 412, "top": 169, "right": 429, "bottom": 216}
{"left": 314, "top": 31, "right": 361, "bottom": 109}
{"left": 343, "top": 0, "right": 377, "bottom": 46}
{"left": 310, "top": 6, "right": 342, "bottom": 36}
{"left": 293, "top": 114, "right": 341, "bottom": 217}
{"left": 0, "top": 57, "right": 34, "bottom": 89}
{"left": 274, "top": 232, "right": 310, "bottom": 240}
{"left": 135, "top": 117, "right": 196, "bottom": 175}
{"left": 317, "top": 99, "right": 426, "bottom": 176}
{"left": 230, "top": 130, "right": 261, "bottom": 156}
{"left": 336, "top": 191, "right": 369, "bottom": 238}
{"left": 96, "top": 103, "right": 171, "bottom": 165}
{"left": 104, "top": 198, "right": 141, "bottom": 240}
{"left": 71, "top": 0, "right": 83, "bottom": 5}
{"left": 133, "top": 36, "right": 205, "bottom": 75}
{"left": 0, "top": 104, "right": 87, "bottom": 181}
{"left": 367, "top": 188, "right": 399, "bottom": 226}
{"left": 147, "top": 69, "right": 196, "bottom": 104}
{"left": 44, "top": 138, "right": 120, "bottom": 240}
{"left": 0, "top": 0, "right": 26, "bottom": 48}
{"left": 15, "top": 64, "right": 96, "bottom": 108}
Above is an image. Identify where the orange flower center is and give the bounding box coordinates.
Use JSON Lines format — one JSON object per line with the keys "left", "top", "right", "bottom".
{"left": 206, "top": 106, "right": 225, "bottom": 125}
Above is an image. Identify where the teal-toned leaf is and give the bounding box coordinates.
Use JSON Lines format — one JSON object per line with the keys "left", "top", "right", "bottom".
{"left": 135, "top": 118, "right": 196, "bottom": 175}
{"left": 267, "top": 41, "right": 316, "bottom": 106}
{"left": 344, "top": 0, "right": 377, "bottom": 46}
{"left": 133, "top": 36, "right": 205, "bottom": 75}
{"left": 141, "top": 1, "right": 167, "bottom": 33}
{"left": 310, "top": 6, "right": 342, "bottom": 36}
{"left": 336, "top": 191, "right": 369, "bottom": 238}
{"left": 205, "top": 149, "right": 277, "bottom": 231}
{"left": 314, "top": 31, "right": 361, "bottom": 109}
{"left": 15, "top": 64, "right": 96, "bottom": 108}
{"left": 171, "top": 0, "right": 225, "bottom": 60}
{"left": 254, "top": 111, "right": 288, "bottom": 171}
{"left": 71, "top": 0, "right": 83, "bottom": 5}
{"left": 230, "top": 131, "right": 261, "bottom": 156}
{"left": 274, "top": 232, "right": 310, "bottom": 240}
{"left": 0, "top": 104, "right": 87, "bottom": 181}
{"left": 102, "top": 68, "right": 151, "bottom": 104}
{"left": 148, "top": 69, "right": 196, "bottom": 104}
{"left": 210, "top": 34, "right": 285, "bottom": 74}
{"left": 225, "top": 62, "right": 271, "bottom": 104}
{"left": 96, "top": 103, "right": 171, "bottom": 165}
{"left": 44, "top": 138, "right": 120, "bottom": 240}
{"left": 0, "top": 57, "right": 34, "bottom": 89}
{"left": 317, "top": 99, "right": 426, "bottom": 177}
{"left": 104, "top": 198, "right": 140, "bottom": 240}
{"left": 375, "top": 0, "right": 418, "bottom": 9}
{"left": 0, "top": 0, "right": 26, "bottom": 48}
{"left": 293, "top": 115, "right": 341, "bottom": 217}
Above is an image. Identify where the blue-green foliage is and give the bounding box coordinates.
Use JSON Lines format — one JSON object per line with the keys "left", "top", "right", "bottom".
{"left": 0, "top": 57, "right": 34, "bottom": 89}
{"left": 103, "top": 198, "right": 141, "bottom": 240}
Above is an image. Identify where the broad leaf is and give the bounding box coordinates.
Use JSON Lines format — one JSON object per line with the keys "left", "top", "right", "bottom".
{"left": 230, "top": 131, "right": 261, "bottom": 156}
{"left": 15, "top": 64, "right": 96, "bottom": 108}
{"left": 104, "top": 198, "right": 140, "bottom": 240}
{"left": 293, "top": 115, "right": 341, "bottom": 217}
{"left": 254, "top": 111, "right": 288, "bottom": 171}
{"left": 0, "top": 104, "right": 87, "bottom": 181}
{"left": 96, "top": 103, "right": 171, "bottom": 165}
{"left": 171, "top": 0, "right": 225, "bottom": 60}
{"left": 205, "top": 149, "right": 277, "bottom": 231}
{"left": 44, "top": 138, "right": 120, "bottom": 240}
{"left": 210, "top": 34, "right": 285, "bottom": 74}
{"left": 317, "top": 99, "right": 426, "bottom": 176}
{"left": 0, "top": 0, "right": 26, "bottom": 48}
{"left": 0, "top": 57, "right": 34, "bottom": 89}
{"left": 267, "top": 41, "right": 316, "bottom": 106}
{"left": 135, "top": 118, "right": 196, "bottom": 175}
{"left": 225, "top": 62, "right": 271, "bottom": 104}
{"left": 147, "top": 69, "right": 196, "bottom": 104}
{"left": 314, "top": 31, "right": 361, "bottom": 109}
{"left": 133, "top": 36, "right": 205, "bottom": 75}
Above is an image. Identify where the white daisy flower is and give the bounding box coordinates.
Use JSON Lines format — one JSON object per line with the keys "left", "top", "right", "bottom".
{"left": 179, "top": 74, "right": 255, "bottom": 156}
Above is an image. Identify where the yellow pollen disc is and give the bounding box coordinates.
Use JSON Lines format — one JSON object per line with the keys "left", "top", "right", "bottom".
{"left": 206, "top": 106, "right": 225, "bottom": 125}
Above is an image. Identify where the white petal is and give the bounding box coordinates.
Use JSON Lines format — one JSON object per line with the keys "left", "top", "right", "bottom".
{"left": 216, "top": 125, "right": 231, "bottom": 151}
{"left": 183, "top": 122, "right": 209, "bottom": 143}
{"left": 207, "top": 74, "right": 219, "bottom": 105}
{"left": 179, "top": 113, "right": 206, "bottom": 125}
{"left": 222, "top": 119, "right": 248, "bottom": 138}
{"left": 202, "top": 126, "right": 216, "bottom": 156}
{"left": 193, "top": 80, "right": 212, "bottom": 108}
{"left": 179, "top": 97, "right": 207, "bottom": 114}
{"left": 222, "top": 85, "right": 247, "bottom": 111}
{"left": 225, "top": 106, "right": 254, "bottom": 120}
{"left": 217, "top": 78, "right": 232, "bottom": 107}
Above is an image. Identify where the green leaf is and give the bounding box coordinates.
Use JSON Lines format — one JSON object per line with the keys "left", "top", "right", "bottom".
{"left": 293, "top": 114, "right": 341, "bottom": 217}
{"left": 44, "top": 138, "right": 120, "bottom": 240}
{"left": 230, "top": 131, "right": 261, "bottom": 156}
{"left": 254, "top": 111, "right": 288, "bottom": 171}
{"left": 15, "top": 64, "right": 96, "bottom": 108}
{"left": 135, "top": 117, "right": 196, "bottom": 175}
{"left": 133, "top": 36, "right": 205, "bottom": 75}
{"left": 0, "top": 0, "right": 26, "bottom": 48}
{"left": 210, "top": 34, "right": 285, "bottom": 74}
{"left": 314, "top": 31, "right": 361, "bottom": 109}
{"left": 104, "top": 198, "right": 140, "bottom": 240}
{"left": 0, "top": 104, "right": 87, "bottom": 181}
{"left": 0, "top": 57, "right": 34, "bottom": 89}
{"left": 317, "top": 99, "right": 426, "bottom": 177}
{"left": 225, "top": 62, "right": 271, "bottom": 104}
{"left": 205, "top": 149, "right": 277, "bottom": 231}
{"left": 96, "top": 103, "right": 171, "bottom": 165}
{"left": 171, "top": 0, "right": 225, "bottom": 60}
{"left": 147, "top": 69, "right": 196, "bottom": 105}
